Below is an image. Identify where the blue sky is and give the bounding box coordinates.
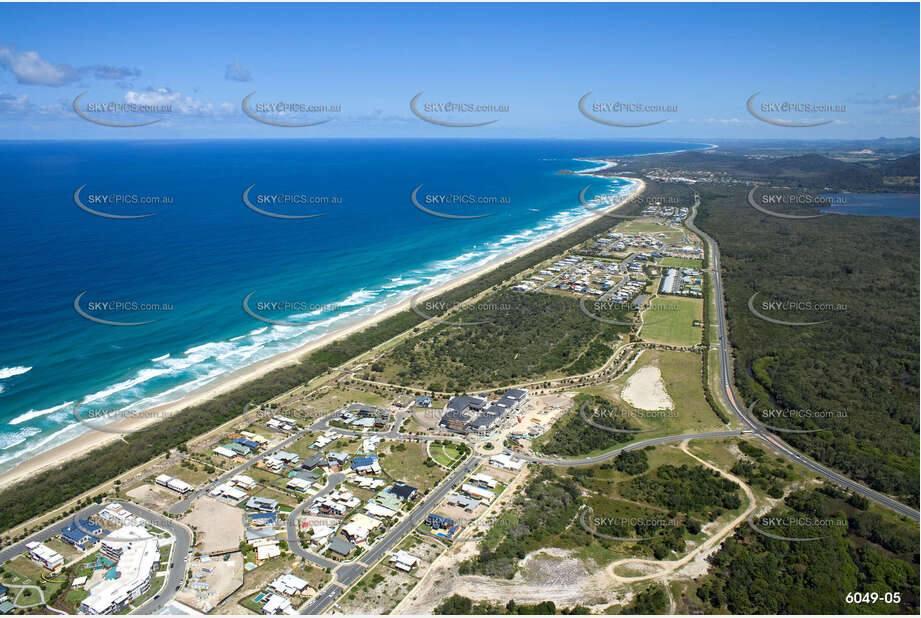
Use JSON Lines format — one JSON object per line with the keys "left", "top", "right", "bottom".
{"left": 0, "top": 2, "right": 918, "bottom": 139}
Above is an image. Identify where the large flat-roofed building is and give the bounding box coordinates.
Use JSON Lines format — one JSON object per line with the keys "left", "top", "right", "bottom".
{"left": 81, "top": 526, "right": 160, "bottom": 615}
{"left": 440, "top": 390, "right": 527, "bottom": 435}
{"left": 25, "top": 541, "right": 63, "bottom": 571}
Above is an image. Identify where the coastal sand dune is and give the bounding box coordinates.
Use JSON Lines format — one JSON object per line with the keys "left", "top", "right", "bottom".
{"left": 621, "top": 365, "right": 673, "bottom": 411}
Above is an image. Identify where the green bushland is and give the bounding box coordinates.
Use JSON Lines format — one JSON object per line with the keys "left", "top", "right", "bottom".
{"left": 459, "top": 466, "right": 582, "bottom": 579}
{"left": 538, "top": 395, "right": 635, "bottom": 457}
{"left": 618, "top": 584, "right": 669, "bottom": 614}
{"left": 690, "top": 486, "right": 919, "bottom": 614}
{"left": 695, "top": 182, "right": 919, "bottom": 505}
{"left": 378, "top": 290, "right": 629, "bottom": 391}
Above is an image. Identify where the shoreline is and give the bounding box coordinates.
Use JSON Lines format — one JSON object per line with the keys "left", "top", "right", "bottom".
{"left": 0, "top": 171, "right": 645, "bottom": 489}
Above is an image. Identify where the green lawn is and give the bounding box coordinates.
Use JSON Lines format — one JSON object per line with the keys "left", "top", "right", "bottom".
{"left": 379, "top": 441, "right": 449, "bottom": 493}
{"left": 658, "top": 257, "right": 703, "bottom": 269}
{"left": 640, "top": 296, "right": 703, "bottom": 347}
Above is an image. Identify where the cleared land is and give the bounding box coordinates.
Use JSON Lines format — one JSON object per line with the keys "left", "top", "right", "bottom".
{"left": 182, "top": 496, "right": 245, "bottom": 554}
{"left": 640, "top": 297, "right": 703, "bottom": 347}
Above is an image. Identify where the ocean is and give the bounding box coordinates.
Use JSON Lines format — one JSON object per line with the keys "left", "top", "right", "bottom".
{"left": 0, "top": 138, "right": 706, "bottom": 472}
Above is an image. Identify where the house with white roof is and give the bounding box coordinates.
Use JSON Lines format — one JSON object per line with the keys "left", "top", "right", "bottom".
{"left": 390, "top": 550, "right": 420, "bottom": 572}
{"left": 25, "top": 541, "right": 63, "bottom": 571}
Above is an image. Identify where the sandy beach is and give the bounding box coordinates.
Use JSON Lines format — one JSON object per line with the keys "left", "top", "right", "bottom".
{"left": 0, "top": 171, "right": 645, "bottom": 489}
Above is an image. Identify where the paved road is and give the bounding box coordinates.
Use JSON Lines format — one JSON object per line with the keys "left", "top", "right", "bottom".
{"left": 686, "top": 193, "right": 919, "bottom": 522}
{"left": 521, "top": 430, "right": 743, "bottom": 467}
{"left": 168, "top": 422, "right": 329, "bottom": 515}
{"left": 286, "top": 473, "right": 344, "bottom": 570}
{"left": 0, "top": 501, "right": 191, "bottom": 614}
{"left": 300, "top": 456, "right": 481, "bottom": 614}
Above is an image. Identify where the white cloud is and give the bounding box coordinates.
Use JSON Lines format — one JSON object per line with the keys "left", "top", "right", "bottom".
{"left": 124, "top": 87, "right": 234, "bottom": 116}
{"left": 0, "top": 46, "right": 77, "bottom": 86}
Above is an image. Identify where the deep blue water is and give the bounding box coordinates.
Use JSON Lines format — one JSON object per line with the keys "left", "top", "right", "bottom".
{"left": 820, "top": 193, "right": 920, "bottom": 217}
{"left": 0, "top": 138, "right": 706, "bottom": 471}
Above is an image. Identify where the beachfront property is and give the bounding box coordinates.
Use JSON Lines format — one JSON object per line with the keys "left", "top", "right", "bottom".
{"left": 266, "top": 415, "right": 299, "bottom": 433}
{"left": 210, "top": 482, "right": 248, "bottom": 502}
{"left": 239, "top": 430, "right": 269, "bottom": 446}
{"left": 155, "top": 473, "right": 193, "bottom": 494}
{"left": 61, "top": 519, "right": 102, "bottom": 550}
{"left": 213, "top": 445, "right": 238, "bottom": 459}
{"left": 439, "top": 389, "right": 528, "bottom": 435}
{"left": 81, "top": 526, "right": 160, "bottom": 614}
{"left": 335, "top": 403, "right": 392, "bottom": 430}
{"left": 25, "top": 541, "right": 64, "bottom": 571}
{"left": 98, "top": 503, "right": 146, "bottom": 528}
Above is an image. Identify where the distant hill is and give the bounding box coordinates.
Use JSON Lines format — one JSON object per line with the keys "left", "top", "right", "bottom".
{"left": 615, "top": 150, "right": 919, "bottom": 191}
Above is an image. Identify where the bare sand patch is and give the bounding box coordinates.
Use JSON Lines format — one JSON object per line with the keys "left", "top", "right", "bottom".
{"left": 182, "top": 496, "right": 245, "bottom": 554}
{"left": 621, "top": 366, "right": 673, "bottom": 411}
{"left": 125, "top": 484, "right": 176, "bottom": 511}
{"left": 176, "top": 553, "right": 244, "bottom": 612}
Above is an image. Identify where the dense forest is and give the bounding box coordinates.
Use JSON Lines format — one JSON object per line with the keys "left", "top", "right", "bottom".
{"left": 691, "top": 486, "right": 919, "bottom": 614}
{"left": 608, "top": 150, "right": 919, "bottom": 192}
{"left": 695, "top": 182, "right": 919, "bottom": 505}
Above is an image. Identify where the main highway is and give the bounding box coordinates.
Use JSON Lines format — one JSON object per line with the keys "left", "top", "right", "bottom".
{"left": 686, "top": 193, "right": 919, "bottom": 522}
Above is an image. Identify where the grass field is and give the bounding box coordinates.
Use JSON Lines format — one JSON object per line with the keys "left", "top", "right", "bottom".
{"left": 613, "top": 219, "right": 686, "bottom": 243}
{"left": 379, "top": 441, "right": 448, "bottom": 493}
{"left": 164, "top": 462, "right": 214, "bottom": 486}
{"left": 640, "top": 296, "right": 703, "bottom": 347}
{"left": 658, "top": 257, "right": 703, "bottom": 269}
{"left": 586, "top": 349, "right": 725, "bottom": 437}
